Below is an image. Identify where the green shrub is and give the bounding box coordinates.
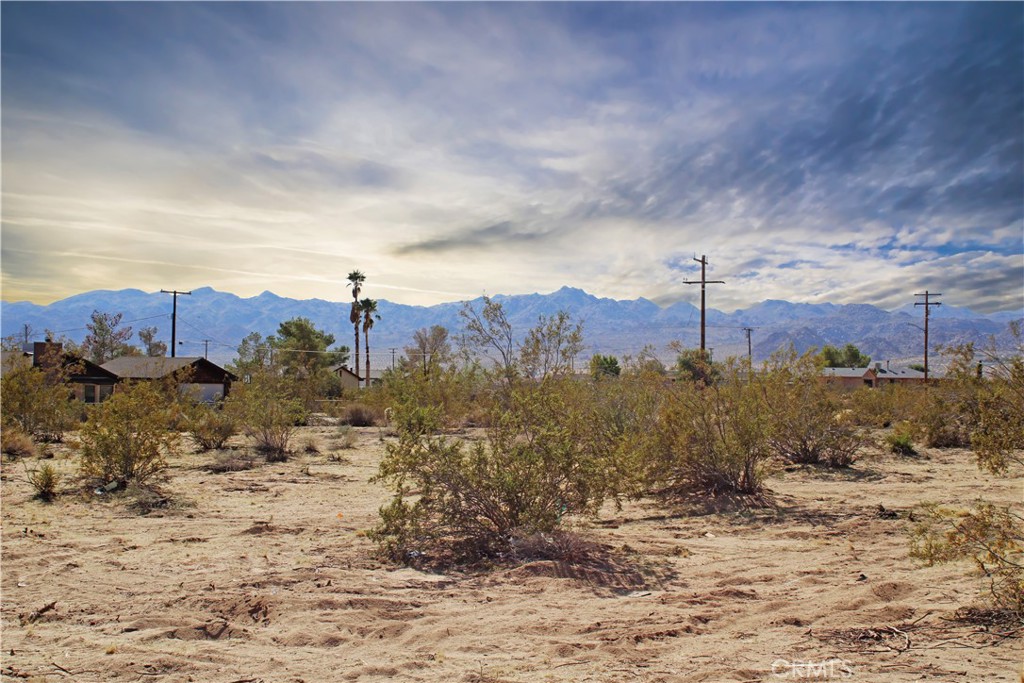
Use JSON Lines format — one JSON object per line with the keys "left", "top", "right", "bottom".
{"left": 1, "top": 358, "right": 77, "bottom": 442}
{"left": 183, "top": 403, "right": 237, "bottom": 452}
{"left": 847, "top": 384, "right": 928, "bottom": 428}
{"left": 25, "top": 462, "right": 61, "bottom": 501}
{"left": 908, "top": 330, "right": 1024, "bottom": 618}
{"left": 370, "top": 378, "right": 625, "bottom": 565}
{"left": 224, "top": 372, "right": 305, "bottom": 461}
{"left": 79, "top": 381, "right": 177, "bottom": 487}
{"left": 911, "top": 502, "right": 1023, "bottom": 616}
{"left": 763, "top": 352, "right": 862, "bottom": 467}
{"left": 885, "top": 423, "right": 917, "bottom": 456}
{"left": 648, "top": 359, "right": 771, "bottom": 495}
{"left": 369, "top": 362, "right": 491, "bottom": 430}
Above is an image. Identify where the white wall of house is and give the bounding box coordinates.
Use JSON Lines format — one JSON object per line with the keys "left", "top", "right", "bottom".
{"left": 180, "top": 383, "right": 225, "bottom": 403}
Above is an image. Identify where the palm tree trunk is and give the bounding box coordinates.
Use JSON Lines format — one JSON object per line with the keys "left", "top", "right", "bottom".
{"left": 354, "top": 323, "right": 361, "bottom": 388}
{"left": 364, "top": 329, "right": 370, "bottom": 390}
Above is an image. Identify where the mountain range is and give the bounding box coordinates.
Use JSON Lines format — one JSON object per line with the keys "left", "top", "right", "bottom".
{"left": 2, "top": 286, "right": 1021, "bottom": 369}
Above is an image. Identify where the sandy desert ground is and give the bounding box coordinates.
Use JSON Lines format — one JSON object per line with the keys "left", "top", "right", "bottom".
{"left": 1, "top": 426, "right": 1021, "bottom": 683}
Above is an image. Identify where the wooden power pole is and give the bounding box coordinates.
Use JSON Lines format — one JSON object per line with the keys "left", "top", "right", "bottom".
{"left": 161, "top": 289, "right": 192, "bottom": 358}
{"left": 683, "top": 255, "right": 725, "bottom": 355}
{"left": 914, "top": 291, "right": 942, "bottom": 383}
{"left": 743, "top": 327, "right": 754, "bottom": 362}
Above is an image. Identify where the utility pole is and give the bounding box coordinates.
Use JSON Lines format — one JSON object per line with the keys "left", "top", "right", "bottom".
{"left": 390, "top": 348, "right": 397, "bottom": 370}
{"left": 683, "top": 255, "right": 725, "bottom": 356}
{"left": 914, "top": 291, "right": 942, "bottom": 384}
{"left": 161, "top": 289, "right": 192, "bottom": 358}
{"left": 743, "top": 327, "right": 754, "bottom": 362}
{"left": 202, "top": 339, "right": 211, "bottom": 360}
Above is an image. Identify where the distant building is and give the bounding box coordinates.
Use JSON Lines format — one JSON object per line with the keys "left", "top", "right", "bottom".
{"left": 329, "top": 363, "right": 363, "bottom": 391}
{"left": 872, "top": 363, "right": 928, "bottom": 386}
{"left": 821, "top": 362, "right": 932, "bottom": 389}
{"left": 22, "top": 341, "right": 120, "bottom": 403}
{"left": 820, "top": 366, "right": 877, "bottom": 389}
{"left": 101, "top": 356, "right": 236, "bottom": 403}
{"left": 329, "top": 363, "right": 385, "bottom": 390}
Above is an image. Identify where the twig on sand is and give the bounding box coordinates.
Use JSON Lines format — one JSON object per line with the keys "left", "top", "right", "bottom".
{"left": 51, "top": 662, "right": 74, "bottom": 677}
{"left": 21, "top": 601, "right": 57, "bottom": 624}
{"left": 553, "top": 660, "right": 588, "bottom": 669}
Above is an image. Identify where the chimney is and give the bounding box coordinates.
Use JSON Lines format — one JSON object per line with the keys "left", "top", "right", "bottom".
{"left": 32, "top": 341, "right": 63, "bottom": 369}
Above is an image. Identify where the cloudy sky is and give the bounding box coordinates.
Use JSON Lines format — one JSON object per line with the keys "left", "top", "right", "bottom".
{"left": 2, "top": 2, "right": 1022, "bottom": 312}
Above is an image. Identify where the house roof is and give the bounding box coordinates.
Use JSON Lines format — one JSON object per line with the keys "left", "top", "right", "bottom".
{"left": 821, "top": 367, "right": 876, "bottom": 379}
{"left": 329, "top": 363, "right": 385, "bottom": 381}
{"left": 875, "top": 366, "right": 927, "bottom": 380}
{"left": 101, "top": 356, "right": 236, "bottom": 380}
{"left": 329, "top": 363, "right": 360, "bottom": 378}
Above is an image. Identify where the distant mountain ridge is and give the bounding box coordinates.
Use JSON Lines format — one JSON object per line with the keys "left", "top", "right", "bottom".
{"left": 2, "top": 286, "right": 1020, "bottom": 367}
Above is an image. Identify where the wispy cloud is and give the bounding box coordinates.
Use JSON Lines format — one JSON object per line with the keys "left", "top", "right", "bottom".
{"left": 2, "top": 3, "right": 1021, "bottom": 312}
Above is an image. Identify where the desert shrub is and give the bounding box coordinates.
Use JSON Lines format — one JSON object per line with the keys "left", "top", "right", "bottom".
{"left": 79, "top": 381, "right": 177, "bottom": 487}
{"left": 763, "top": 351, "right": 862, "bottom": 467}
{"left": 588, "top": 372, "right": 664, "bottom": 498}
{"left": 885, "top": 423, "right": 917, "bottom": 456}
{"left": 224, "top": 371, "right": 305, "bottom": 461}
{"left": 370, "top": 378, "right": 627, "bottom": 565}
{"left": 967, "top": 328, "right": 1024, "bottom": 474}
{"left": 25, "top": 462, "right": 61, "bottom": 501}
{"left": 341, "top": 403, "right": 378, "bottom": 427}
{"left": 847, "top": 384, "right": 928, "bottom": 428}
{"left": 2, "top": 427, "right": 38, "bottom": 459}
{"left": 648, "top": 359, "right": 771, "bottom": 495}
{"left": 911, "top": 502, "right": 1023, "bottom": 616}
{"left": 205, "top": 452, "right": 256, "bottom": 473}
{"left": 183, "top": 403, "right": 237, "bottom": 452}
{"left": 908, "top": 335, "right": 1024, "bottom": 457}
{"left": 908, "top": 329, "right": 1024, "bottom": 618}
{"left": 909, "top": 345, "right": 980, "bottom": 448}
{"left": 1, "top": 357, "right": 77, "bottom": 442}
{"left": 334, "top": 424, "right": 357, "bottom": 449}
{"left": 369, "top": 362, "right": 491, "bottom": 429}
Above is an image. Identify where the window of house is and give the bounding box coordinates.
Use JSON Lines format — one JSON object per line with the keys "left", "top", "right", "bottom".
{"left": 83, "top": 385, "right": 97, "bottom": 403}
{"left": 98, "top": 385, "right": 113, "bottom": 402}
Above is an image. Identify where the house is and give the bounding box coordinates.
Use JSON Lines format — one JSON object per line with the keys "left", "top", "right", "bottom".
{"left": 329, "top": 363, "right": 362, "bottom": 391}
{"left": 101, "top": 356, "right": 236, "bottom": 403}
{"left": 329, "top": 363, "right": 385, "bottom": 390}
{"left": 820, "top": 366, "right": 878, "bottom": 389}
{"left": 872, "top": 363, "right": 928, "bottom": 386}
{"left": 17, "top": 341, "right": 120, "bottom": 403}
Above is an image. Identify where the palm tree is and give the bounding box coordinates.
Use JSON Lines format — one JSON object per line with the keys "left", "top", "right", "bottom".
{"left": 346, "top": 270, "right": 366, "bottom": 384}
{"left": 360, "top": 298, "right": 380, "bottom": 390}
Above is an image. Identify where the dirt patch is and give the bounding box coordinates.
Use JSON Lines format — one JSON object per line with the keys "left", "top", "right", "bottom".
{"left": 2, "top": 429, "right": 1020, "bottom": 682}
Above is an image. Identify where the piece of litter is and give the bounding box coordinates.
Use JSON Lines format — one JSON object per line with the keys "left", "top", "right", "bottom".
{"left": 704, "top": 532, "right": 716, "bottom": 538}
